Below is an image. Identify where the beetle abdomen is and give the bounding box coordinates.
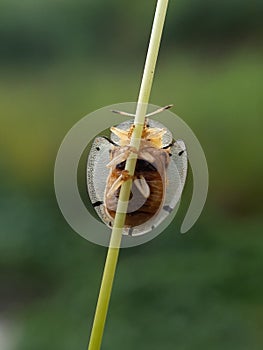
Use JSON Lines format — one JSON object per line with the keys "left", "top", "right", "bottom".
{"left": 105, "top": 163, "right": 164, "bottom": 227}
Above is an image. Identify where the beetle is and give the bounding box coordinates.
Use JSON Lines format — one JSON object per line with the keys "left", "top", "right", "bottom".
{"left": 87, "top": 105, "right": 187, "bottom": 236}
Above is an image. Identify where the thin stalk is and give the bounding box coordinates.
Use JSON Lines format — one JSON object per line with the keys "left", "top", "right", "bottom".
{"left": 88, "top": 1, "right": 169, "bottom": 349}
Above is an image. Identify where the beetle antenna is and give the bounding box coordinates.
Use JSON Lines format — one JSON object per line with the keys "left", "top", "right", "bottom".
{"left": 146, "top": 104, "right": 173, "bottom": 117}
{"left": 111, "top": 110, "right": 135, "bottom": 117}
{"left": 111, "top": 104, "right": 173, "bottom": 118}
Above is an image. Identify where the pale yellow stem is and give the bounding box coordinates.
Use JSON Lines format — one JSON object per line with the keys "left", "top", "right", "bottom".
{"left": 88, "top": 1, "right": 169, "bottom": 349}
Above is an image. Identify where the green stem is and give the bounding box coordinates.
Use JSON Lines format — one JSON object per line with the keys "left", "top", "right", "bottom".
{"left": 88, "top": 1, "right": 169, "bottom": 349}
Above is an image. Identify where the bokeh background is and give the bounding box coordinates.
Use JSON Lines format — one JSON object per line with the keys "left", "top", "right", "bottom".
{"left": 1, "top": 0, "right": 263, "bottom": 349}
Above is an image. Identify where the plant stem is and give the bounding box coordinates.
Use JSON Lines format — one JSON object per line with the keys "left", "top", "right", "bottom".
{"left": 88, "top": 1, "right": 169, "bottom": 349}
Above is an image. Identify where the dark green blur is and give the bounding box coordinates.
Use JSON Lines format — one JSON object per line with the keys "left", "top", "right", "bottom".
{"left": 0, "top": 1, "right": 263, "bottom": 349}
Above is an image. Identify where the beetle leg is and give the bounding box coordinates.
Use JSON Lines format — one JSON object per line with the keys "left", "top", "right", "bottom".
{"left": 106, "top": 175, "right": 124, "bottom": 197}
{"left": 107, "top": 146, "right": 138, "bottom": 168}
{"left": 106, "top": 151, "right": 128, "bottom": 168}
{"left": 107, "top": 170, "right": 133, "bottom": 197}
{"left": 146, "top": 128, "right": 166, "bottom": 138}
{"left": 139, "top": 151, "right": 155, "bottom": 164}
{"left": 134, "top": 175, "right": 150, "bottom": 198}
{"left": 110, "top": 126, "right": 130, "bottom": 140}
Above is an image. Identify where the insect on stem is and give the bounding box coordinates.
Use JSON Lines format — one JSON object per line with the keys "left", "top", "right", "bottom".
{"left": 87, "top": 1, "right": 170, "bottom": 349}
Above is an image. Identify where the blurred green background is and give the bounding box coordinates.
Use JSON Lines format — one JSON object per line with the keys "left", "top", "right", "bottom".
{"left": 1, "top": 0, "right": 263, "bottom": 349}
